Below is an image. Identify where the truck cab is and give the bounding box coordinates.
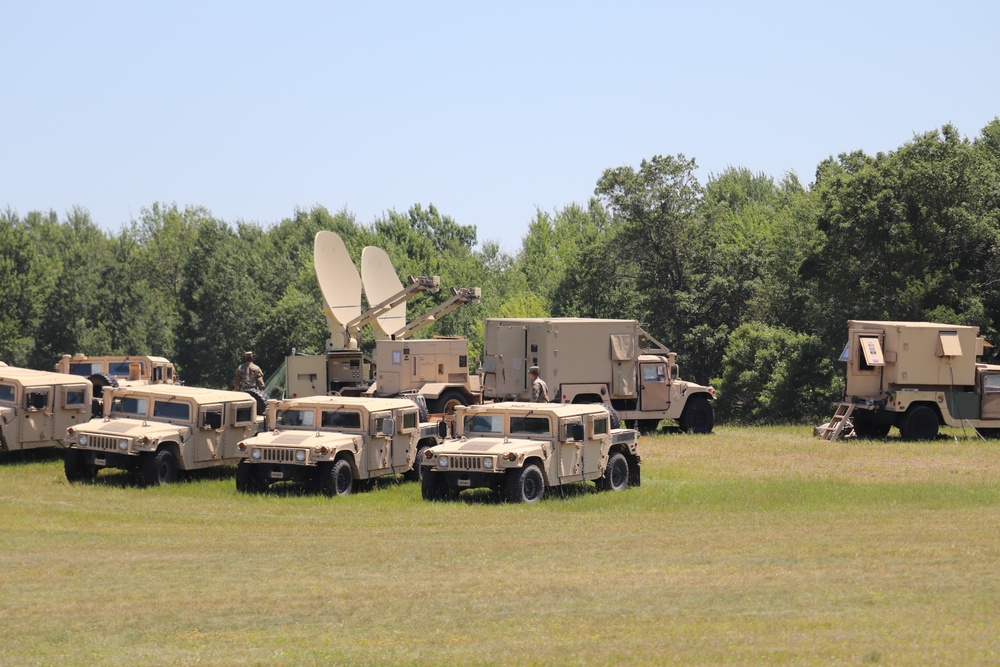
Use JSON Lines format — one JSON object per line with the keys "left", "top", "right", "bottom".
{"left": 234, "top": 396, "right": 443, "bottom": 496}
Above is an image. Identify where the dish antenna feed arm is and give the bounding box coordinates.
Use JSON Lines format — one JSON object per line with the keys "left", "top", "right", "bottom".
{"left": 391, "top": 287, "right": 482, "bottom": 340}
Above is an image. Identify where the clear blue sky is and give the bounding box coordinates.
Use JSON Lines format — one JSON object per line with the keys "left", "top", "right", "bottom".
{"left": 4, "top": 1, "right": 998, "bottom": 252}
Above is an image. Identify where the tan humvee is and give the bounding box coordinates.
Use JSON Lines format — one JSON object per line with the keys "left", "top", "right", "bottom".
{"left": 482, "top": 318, "right": 716, "bottom": 434}
{"left": 55, "top": 354, "right": 179, "bottom": 416}
{"left": 420, "top": 402, "right": 641, "bottom": 503}
{"left": 235, "top": 396, "right": 444, "bottom": 496}
{"left": 0, "top": 366, "right": 93, "bottom": 453}
{"left": 64, "top": 385, "right": 259, "bottom": 485}
{"left": 824, "top": 320, "right": 998, "bottom": 440}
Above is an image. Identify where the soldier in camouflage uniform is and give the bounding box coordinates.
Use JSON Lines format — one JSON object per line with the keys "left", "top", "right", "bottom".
{"left": 233, "top": 351, "right": 264, "bottom": 391}
{"left": 528, "top": 366, "right": 549, "bottom": 403}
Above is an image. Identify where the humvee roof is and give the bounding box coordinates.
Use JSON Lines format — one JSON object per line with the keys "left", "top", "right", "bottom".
{"left": 275, "top": 395, "right": 419, "bottom": 412}
{"left": 458, "top": 402, "right": 608, "bottom": 418}
{"left": 107, "top": 384, "right": 252, "bottom": 405}
{"left": 0, "top": 366, "right": 92, "bottom": 386}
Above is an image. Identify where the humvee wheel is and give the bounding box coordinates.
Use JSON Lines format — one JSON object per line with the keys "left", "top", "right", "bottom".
{"left": 64, "top": 448, "right": 98, "bottom": 482}
{"left": 405, "top": 446, "right": 431, "bottom": 482}
{"left": 504, "top": 463, "right": 545, "bottom": 504}
{"left": 405, "top": 394, "right": 429, "bottom": 421}
{"left": 636, "top": 419, "right": 660, "bottom": 435}
{"left": 321, "top": 459, "right": 354, "bottom": 497}
{"left": 420, "top": 470, "right": 453, "bottom": 501}
{"left": 236, "top": 460, "right": 267, "bottom": 494}
{"left": 679, "top": 396, "right": 714, "bottom": 434}
{"left": 242, "top": 388, "right": 268, "bottom": 415}
{"left": 900, "top": 406, "right": 939, "bottom": 441}
{"left": 596, "top": 451, "right": 629, "bottom": 492}
{"left": 432, "top": 389, "right": 467, "bottom": 415}
{"left": 141, "top": 449, "right": 178, "bottom": 486}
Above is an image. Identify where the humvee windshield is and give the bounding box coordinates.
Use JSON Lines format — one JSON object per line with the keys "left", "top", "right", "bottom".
{"left": 0, "top": 384, "right": 14, "bottom": 403}
{"left": 278, "top": 409, "right": 316, "bottom": 427}
{"left": 321, "top": 411, "right": 361, "bottom": 429}
{"left": 69, "top": 363, "right": 102, "bottom": 376}
{"left": 152, "top": 400, "right": 191, "bottom": 421}
{"left": 111, "top": 397, "right": 149, "bottom": 416}
{"left": 510, "top": 416, "right": 551, "bottom": 436}
{"left": 109, "top": 361, "right": 138, "bottom": 377}
{"left": 465, "top": 414, "right": 503, "bottom": 434}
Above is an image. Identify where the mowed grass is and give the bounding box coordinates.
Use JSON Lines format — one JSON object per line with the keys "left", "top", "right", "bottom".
{"left": 2, "top": 427, "right": 999, "bottom": 666}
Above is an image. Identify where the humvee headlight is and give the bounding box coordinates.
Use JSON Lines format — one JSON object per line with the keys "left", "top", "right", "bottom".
{"left": 251, "top": 448, "right": 262, "bottom": 460}
{"left": 482, "top": 457, "right": 493, "bottom": 470}
{"left": 118, "top": 439, "right": 128, "bottom": 450}
{"left": 438, "top": 455, "right": 449, "bottom": 468}
{"left": 295, "top": 450, "right": 307, "bottom": 462}
{"left": 79, "top": 436, "right": 88, "bottom": 446}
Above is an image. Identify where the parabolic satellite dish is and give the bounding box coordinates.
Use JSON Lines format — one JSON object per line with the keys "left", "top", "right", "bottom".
{"left": 361, "top": 245, "right": 406, "bottom": 337}
{"left": 314, "top": 231, "right": 362, "bottom": 329}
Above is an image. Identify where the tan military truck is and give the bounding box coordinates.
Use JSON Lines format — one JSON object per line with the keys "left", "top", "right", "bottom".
{"left": 419, "top": 402, "right": 641, "bottom": 503}
{"left": 55, "top": 353, "right": 179, "bottom": 416}
{"left": 234, "top": 396, "right": 444, "bottom": 496}
{"left": 64, "top": 384, "right": 259, "bottom": 485}
{"left": 822, "top": 320, "right": 998, "bottom": 440}
{"left": 482, "top": 318, "right": 716, "bottom": 434}
{"left": 0, "top": 366, "right": 93, "bottom": 453}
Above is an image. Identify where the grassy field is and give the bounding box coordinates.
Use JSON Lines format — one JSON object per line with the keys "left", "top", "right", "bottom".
{"left": 2, "top": 426, "right": 999, "bottom": 666}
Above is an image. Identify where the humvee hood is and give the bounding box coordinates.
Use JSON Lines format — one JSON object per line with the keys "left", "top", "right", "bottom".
{"left": 431, "top": 436, "right": 542, "bottom": 456}
{"left": 80, "top": 419, "right": 191, "bottom": 438}
{"left": 245, "top": 429, "right": 358, "bottom": 448}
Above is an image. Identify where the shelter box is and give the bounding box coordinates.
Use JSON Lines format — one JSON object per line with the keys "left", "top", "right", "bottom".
{"left": 846, "top": 320, "right": 982, "bottom": 394}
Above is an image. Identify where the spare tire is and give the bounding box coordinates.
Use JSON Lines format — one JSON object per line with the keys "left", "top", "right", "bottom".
{"left": 606, "top": 405, "right": 621, "bottom": 429}
{"left": 243, "top": 387, "right": 268, "bottom": 416}
{"left": 405, "top": 394, "right": 429, "bottom": 421}
{"left": 87, "top": 372, "right": 119, "bottom": 397}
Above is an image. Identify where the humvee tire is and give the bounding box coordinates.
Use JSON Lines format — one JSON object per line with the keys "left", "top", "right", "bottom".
{"left": 64, "top": 448, "right": 98, "bottom": 482}
{"left": 141, "top": 449, "right": 178, "bottom": 486}
{"left": 431, "top": 389, "right": 467, "bottom": 415}
{"left": 406, "top": 394, "right": 429, "bottom": 421}
{"left": 320, "top": 458, "right": 354, "bottom": 497}
{"left": 596, "top": 451, "right": 629, "bottom": 492}
{"left": 900, "top": 405, "right": 939, "bottom": 441}
{"left": 636, "top": 419, "right": 660, "bottom": 435}
{"left": 420, "top": 471, "right": 453, "bottom": 501}
{"left": 504, "top": 463, "right": 545, "bottom": 504}
{"left": 243, "top": 388, "right": 268, "bottom": 416}
{"left": 679, "top": 396, "right": 714, "bottom": 434}
{"left": 236, "top": 460, "right": 267, "bottom": 494}
{"left": 405, "top": 445, "right": 431, "bottom": 482}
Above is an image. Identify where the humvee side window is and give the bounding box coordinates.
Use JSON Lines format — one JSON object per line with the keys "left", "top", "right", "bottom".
{"left": 0, "top": 384, "right": 14, "bottom": 403}
{"left": 374, "top": 416, "right": 395, "bottom": 435}
{"left": 279, "top": 409, "right": 315, "bottom": 427}
{"left": 402, "top": 411, "right": 418, "bottom": 430}
{"left": 593, "top": 417, "right": 608, "bottom": 435}
{"left": 153, "top": 401, "right": 191, "bottom": 421}
{"left": 858, "top": 336, "right": 885, "bottom": 370}
{"left": 234, "top": 405, "right": 253, "bottom": 424}
{"left": 65, "top": 389, "right": 86, "bottom": 407}
{"left": 642, "top": 365, "right": 661, "bottom": 382}
{"left": 201, "top": 409, "right": 223, "bottom": 429}
{"left": 26, "top": 391, "right": 48, "bottom": 410}
{"left": 111, "top": 397, "right": 148, "bottom": 416}
{"left": 108, "top": 362, "right": 137, "bottom": 377}
{"left": 510, "top": 416, "right": 551, "bottom": 435}
{"left": 465, "top": 414, "right": 502, "bottom": 433}
{"left": 69, "top": 362, "right": 101, "bottom": 376}
{"left": 153, "top": 367, "right": 164, "bottom": 382}
{"left": 562, "top": 422, "right": 584, "bottom": 441}
{"left": 984, "top": 376, "right": 1000, "bottom": 393}
{"left": 321, "top": 411, "right": 361, "bottom": 429}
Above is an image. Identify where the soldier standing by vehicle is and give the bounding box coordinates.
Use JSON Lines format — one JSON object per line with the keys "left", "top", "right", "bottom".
{"left": 233, "top": 351, "right": 264, "bottom": 391}
{"left": 528, "top": 366, "right": 549, "bottom": 403}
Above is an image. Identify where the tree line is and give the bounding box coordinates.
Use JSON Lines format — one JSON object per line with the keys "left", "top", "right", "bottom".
{"left": 3, "top": 120, "right": 999, "bottom": 424}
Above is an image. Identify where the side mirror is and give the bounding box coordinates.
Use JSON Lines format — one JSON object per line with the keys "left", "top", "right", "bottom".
{"left": 437, "top": 420, "right": 449, "bottom": 439}
{"left": 379, "top": 417, "right": 396, "bottom": 436}
{"left": 571, "top": 423, "right": 585, "bottom": 441}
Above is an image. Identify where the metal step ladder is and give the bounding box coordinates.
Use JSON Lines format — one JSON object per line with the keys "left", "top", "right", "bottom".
{"left": 821, "top": 402, "right": 855, "bottom": 441}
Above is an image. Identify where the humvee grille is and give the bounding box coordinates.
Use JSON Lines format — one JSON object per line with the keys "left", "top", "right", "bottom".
{"left": 85, "top": 435, "right": 127, "bottom": 451}
{"left": 259, "top": 448, "right": 296, "bottom": 463}
{"left": 451, "top": 455, "right": 485, "bottom": 471}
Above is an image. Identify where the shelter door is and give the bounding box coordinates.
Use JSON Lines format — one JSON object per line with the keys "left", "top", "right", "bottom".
{"left": 982, "top": 373, "right": 1000, "bottom": 420}
{"left": 638, "top": 362, "right": 670, "bottom": 412}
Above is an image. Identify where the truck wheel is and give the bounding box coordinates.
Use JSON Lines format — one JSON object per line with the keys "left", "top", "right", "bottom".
{"left": 405, "top": 446, "right": 430, "bottom": 482}
{"left": 141, "top": 449, "right": 178, "bottom": 486}
{"left": 852, "top": 415, "right": 891, "bottom": 439}
{"left": 679, "top": 397, "right": 714, "bottom": 434}
{"left": 242, "top": 388, "right": 268, "bottom": 415}
{"left": 405, "top": 394, "right": 429, "bottom": 421}
{"left": 421, "top": 470, "right": 453, "bottom": 501}
{"left": 431, "top": 389, "right": 467, "bottom": 415}
{"left": 636, "top": 419, "right": 660, "bottom": 435}
{"left": 236, "top": 460, "right": 267, "bottom": 494}
{"left": 321, "top": 459, "right": 354, "bottom": 497}
{"left": 596, "top": 451, "right": 629, "bottom": 492}
{"left": 606, "top": 405, "right": 621, "bottom": 429}
{"left": 504, "top": 463, "right": 545, "bottom": 504}
{"left": 900, "top": 406, "right": 939, "bottom": 441}
{"left": 64, "top": 448, "right": 98, "bottom": 482}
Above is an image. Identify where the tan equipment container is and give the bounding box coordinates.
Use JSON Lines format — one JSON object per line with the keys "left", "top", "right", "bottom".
{"left": 234, "top": 396, "right": 444, "bottom": 496}
{"left": 482, "top": 318, "right": 716, "bottom": 434}
{"left": 284, "top": 232, "right": 481, "bottom": 413}
{"left": 64, "top": 385, "right": 260, "bottom": 485}
{"left": 820, "top": 320, "right": 998, "bottom": 440}
{"left": 0, "top": 366, "right": 93, "bottom": 453}
{"left": 420, "top": 402, "right": 640, "bottom": 503}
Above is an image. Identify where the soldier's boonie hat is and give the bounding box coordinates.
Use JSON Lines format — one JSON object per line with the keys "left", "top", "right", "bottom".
{"left": 528, "top": 366, "right": 540, "bottom": 374}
